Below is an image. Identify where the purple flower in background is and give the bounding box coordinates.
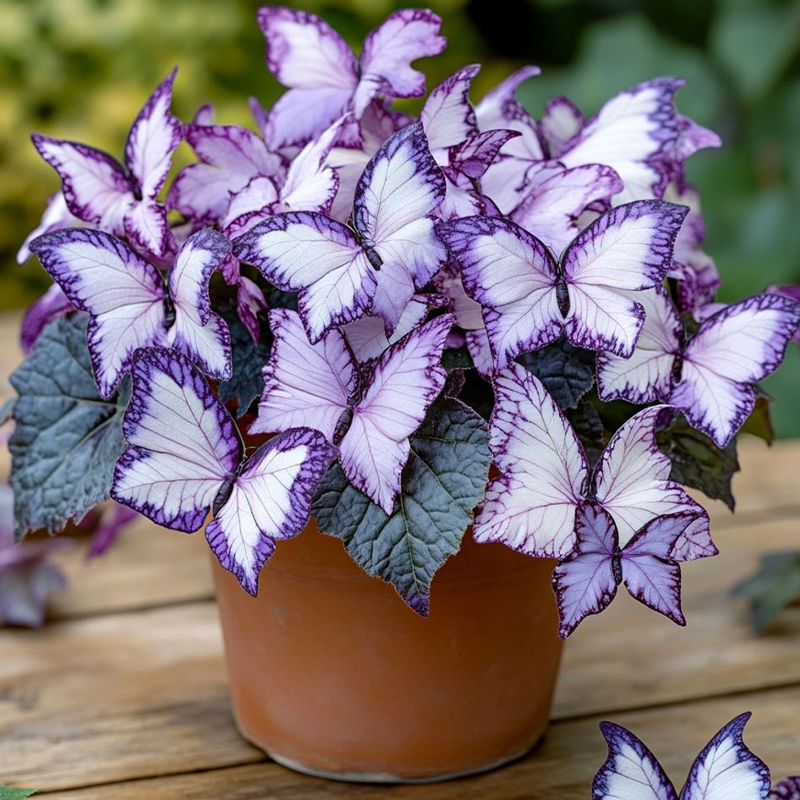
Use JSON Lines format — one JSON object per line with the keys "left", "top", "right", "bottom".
{"left": 0, "top": 485, "right": 70, "bottom": 627}
{"left": 111, "top": 348, "right": 334, "bottom": 595}
{"left": 258, "top": 6, "right": 445, "bottom": 149}
{"left": 31, "top": 227, "right": 233, "bottom": 397}
{"left": 31, "top": 71, "right": 182, "bottom": 257}
{"left": 593, "top": 713, "right": 770, "bottom": 800}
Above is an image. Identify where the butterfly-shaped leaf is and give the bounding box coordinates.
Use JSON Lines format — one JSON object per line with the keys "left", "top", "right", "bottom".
{"left": 253, "top": 309, "right": 452, "bottom": 514}
{"left": 30, "top": 227, "right": 232, "bottom": 398}
{"left": 168, "top": 118, "right": 284, "bottom": 225}
{"left": 509, "top": 162, "right": 623, "bottom": 254}
{"left": 558, "top": 78, "right": 720, "bottom": 203}
{"left": 597, "top": 292, "right": 800, "bottom": 447}
{"left": 442, "top": 200, "right": 687, "bottom": 367}
{"left": 593, "top": 713, "right": 770, "bottom": 800}
{"left": 473, "top": 363, "right": 711, "bottom": 559}
{"left": 233, "top": 122, "right": 447, "bottom": 340}
{"left": 111, "top": 348, "right": 333, "bottom": 594}
{"left": 31, "top": 71, "right": 181, "bottom": 256}
{"left": 221, "top": 115, "right": 345, "bottom": 240}
{"left": 553, "top": 505, "right": 694, "bottom": 636}
{"left": 258, "top": 6, "right": 444, "bottom": 149}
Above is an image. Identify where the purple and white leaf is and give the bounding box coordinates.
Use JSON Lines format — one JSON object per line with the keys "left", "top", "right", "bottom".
{"left": 420, "top": 64, "right": 480, "bottom": 156}
{"left": 20, "top": 284, "right": 73, "bottom": 354}
{"left": 206, "top": 427, "right": 333, "bottom": 594}
{"left": 337, "top": 314, "right": 451, "bottom": 512}
{"left": 539, "top": 95, "right": 584, "bottom": 158}
{"left": 166, "top": 228, "right": 233, "bottom": 380}
{"left": 770, "top": 778, "right": 800, "bottom": 799}
{"left": 30, "top": 228, "right": 167, "bottom": 398}
{"left": 473, "top": 364, "right": 586, "bottom": 557}
{"left": 17, "top": 192, "right": 83, "bottom": 264}
{"left": 510, "top": 163, "right": 623, "bottom": 255}
{"left": 442, "top": 216, "right": 561, "bottom": 368}
{"left": 681, "top": 713, "right": 771, "bottom": 800}
{"left": 593, "top": 721, "right": 679, "bottom": 800}
{"left": 561, "top": 200, "right": 687, "bottom": 356}
{"left": 592, "top": 405, "right": 713, "bottom": 558}
{"left": 670, "top": 294, "right": 800, "bottom": 447}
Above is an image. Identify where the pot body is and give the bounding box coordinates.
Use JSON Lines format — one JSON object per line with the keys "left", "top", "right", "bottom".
{"left": 211, "top": 519, "right": 564, "bottom": 783}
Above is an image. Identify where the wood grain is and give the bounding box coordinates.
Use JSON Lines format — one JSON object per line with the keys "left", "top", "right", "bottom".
{"left": 44, "top": 685, "right": 800, "bottom": 799}
{"left": 2, "top": 515, "right": 800, "bottom": 792}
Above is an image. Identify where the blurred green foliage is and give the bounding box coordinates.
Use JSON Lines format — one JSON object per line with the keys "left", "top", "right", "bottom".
{"left": 2, "top": 0, "right": 799, "bottom": 433}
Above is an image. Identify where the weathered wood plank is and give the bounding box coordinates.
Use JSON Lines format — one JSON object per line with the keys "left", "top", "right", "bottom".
{"left": 49, "top": 521, "right": 213, "bottom": 619}
{"left": 43, "top": 685, "right": 800, "bottom": 799}
{"left": 2, "top": 516, "right": 799, "bottom": 792}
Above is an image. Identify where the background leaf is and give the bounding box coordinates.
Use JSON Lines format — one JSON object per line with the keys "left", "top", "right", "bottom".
{"left": 657, "top": 414, "right": 740, "bottom": 510}
{"left": 311, "top": 398, "right": 491, "bottom": 616}
{"left": 0, "top": 784, "right": 38, "bottom": 798}
{"left": 733, "top": 551, "right": 800, "bottom": 632}
{"left": 9, "top": 314, "right": 129, "bottom": 540}
{"left": 217, "top": 302, "right": 270, "bottom": 418}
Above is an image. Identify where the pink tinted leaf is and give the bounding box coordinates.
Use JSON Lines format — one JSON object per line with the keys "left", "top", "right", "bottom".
{"left": 510, "top": 163, "right": 623, "bottom": 255}
{"left": 253, "top": 307, "right": 355, "bottom": 440}
{"left": 353, "top": 9, "right": 446, "bottom": 115}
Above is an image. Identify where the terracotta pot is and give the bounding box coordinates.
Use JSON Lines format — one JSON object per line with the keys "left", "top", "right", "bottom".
{"left": 211, "top": 517, "right": 564, "bottom": 783}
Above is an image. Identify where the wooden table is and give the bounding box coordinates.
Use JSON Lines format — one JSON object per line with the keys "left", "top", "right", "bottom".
{"left": 1, "top": 316, "right": 799, "bottom": 797}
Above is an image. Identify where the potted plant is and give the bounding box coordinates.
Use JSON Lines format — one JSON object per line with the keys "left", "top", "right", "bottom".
{"left": 9, "top": 3, "right": 800, "bottom": 784}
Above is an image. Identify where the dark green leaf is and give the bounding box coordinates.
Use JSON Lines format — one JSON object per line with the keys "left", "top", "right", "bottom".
{"left": 441, "top": 346, "right": 473, "bottom": 371}
{"left": 0, "top": 786, "right": 39, "bottom": 799}
{"left": 656, "top": 415, "right": 740, "bottom": 510}
{"left": 733, "top": 551, "right": 800, "bottom": 632}
{"left": 565, "top": 400, "right": 606, "bottom": 467}
{"left": 457, "top": 370, "right": 494, "bottom": 421}
{"left": 311, "top": 398, "right": 491, "bottom": 615}
{"left": 740, "top": 390, "right": 775, "bottom": 445}
{"left": 217, "top": 303, "right": 270, "bottom": 418}
{"left": 9, "top": 314, "right": 129, "bottom": 541}
{"left": 516, "top": 338, "right": 595, "bottom": 410}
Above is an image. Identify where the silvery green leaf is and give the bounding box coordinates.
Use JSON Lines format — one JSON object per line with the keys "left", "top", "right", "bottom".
{"left": 312, "top": 398, "right": 490, "bottom": 615}
{"left": 9, "top": 314, "right": 129, "bottom": 541}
